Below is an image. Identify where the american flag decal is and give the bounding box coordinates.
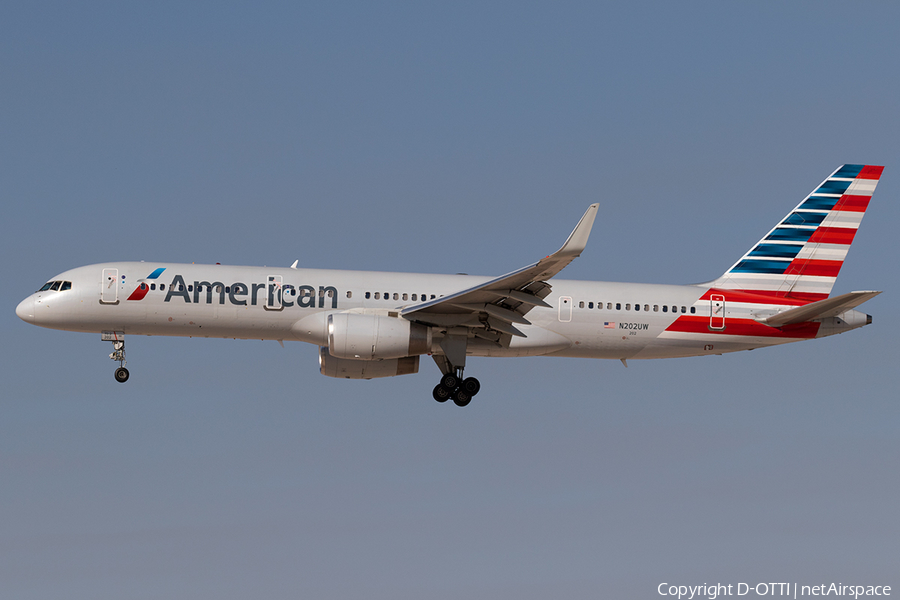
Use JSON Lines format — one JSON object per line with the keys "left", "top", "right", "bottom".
{"left": 604, "top": 322, "right": 615, "bottom": 329}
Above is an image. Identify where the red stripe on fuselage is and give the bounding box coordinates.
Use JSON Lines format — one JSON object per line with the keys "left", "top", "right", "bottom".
{"left": 698, "top": 288, "right": 827, "bottom": 306}
{"left": 808, "top": 227, "right": 856, "bottom": 245}
{"left": 665, "top": 316, "right": 820, "bottom": 338}
{"left": 833, "top": 195, "right": 871, "bottom": 213}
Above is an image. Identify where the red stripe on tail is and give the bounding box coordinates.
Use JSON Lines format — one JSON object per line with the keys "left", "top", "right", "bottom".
{"left": 785, "top": 259, "right": 843, "bottom": 278}
{"left": 808, "top": 227, "right": 856, "bottom": 245}
{"left": 857, "top": 165, "right": 883, "bottom": 180}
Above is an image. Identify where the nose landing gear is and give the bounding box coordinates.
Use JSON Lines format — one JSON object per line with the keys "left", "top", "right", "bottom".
{"left": 103, "top": 332, "right": 129, "bottom": 383}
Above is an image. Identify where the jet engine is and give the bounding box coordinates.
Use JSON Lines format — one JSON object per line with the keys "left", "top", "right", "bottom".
{"left": 327, "top": 313, "right": 431, "bottom": 360}
{"left": 319, "top": 347, "right": 419, "bottom": 379}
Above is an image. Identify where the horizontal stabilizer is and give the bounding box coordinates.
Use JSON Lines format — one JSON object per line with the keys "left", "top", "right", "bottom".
{"left": 759, "top": 290, "right": 881, "bottom": 327}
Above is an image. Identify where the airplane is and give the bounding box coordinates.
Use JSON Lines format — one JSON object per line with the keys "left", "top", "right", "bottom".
{"left": 16, "top": 164, "right": 883, "bottom": 406}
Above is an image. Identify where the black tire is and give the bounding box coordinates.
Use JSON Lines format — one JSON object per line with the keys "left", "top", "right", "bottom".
{"left": 433, "top": 384, "right": 451, "bottom": 403}
{"left": 462, "top": 377, "right": 481, "bottom": 395}
{"left": 440, "top": 373, "right": 459, "bottom": 390}
{"left": 114, "top": 367, "right": 130, "bottom": 383}
{"left": 453, "top": 389, "right": 471, "bottom": 407}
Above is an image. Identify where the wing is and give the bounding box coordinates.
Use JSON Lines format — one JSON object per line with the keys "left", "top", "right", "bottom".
{"left": 401, "top": 204, "right": 599, "bottom": 340}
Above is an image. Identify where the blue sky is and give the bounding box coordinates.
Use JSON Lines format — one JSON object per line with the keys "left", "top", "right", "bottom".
{"left": 2, "top": 2, "right": 898, "bottom": 598}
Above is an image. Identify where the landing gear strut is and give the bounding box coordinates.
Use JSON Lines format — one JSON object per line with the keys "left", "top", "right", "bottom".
{"left": 109, "top": 338, "right": 129, "bottom": 383}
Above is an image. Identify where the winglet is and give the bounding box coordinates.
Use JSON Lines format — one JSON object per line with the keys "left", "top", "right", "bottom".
{"left": 555, "top": 203, "right": 599, "bottom": 258}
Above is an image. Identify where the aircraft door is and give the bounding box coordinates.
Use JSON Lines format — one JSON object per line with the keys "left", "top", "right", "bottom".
{"left": 710, "top": 294, "right": 725, "bottom": 330}
{"left": 101, "top": 268, "right": 118, "bottom": 304}
{"left": 266, "top": 275, "right": 283, "bottom": 310}
{"left": 558, "top": 296, "right": 572, "bottom": 322}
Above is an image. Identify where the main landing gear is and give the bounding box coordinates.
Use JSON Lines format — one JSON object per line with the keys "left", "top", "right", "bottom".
{"left": 432, "top": 373, "right": 481, "bottom": 407}
{"left": 109, "top": 338, "right": 129, "bottom": 383}
{"left": 431, "top": 334, "right": 480, "bottom": 407}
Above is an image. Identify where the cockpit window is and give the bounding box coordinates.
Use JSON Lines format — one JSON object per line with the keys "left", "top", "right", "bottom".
{"left": 39, "top": 282, "right": 54, "bottom": 292}
{"left": 60, "top": 281, "right": 72, "bottom": 291}
{"left": 49, "top": 281, "right": 61, "bottom": 291}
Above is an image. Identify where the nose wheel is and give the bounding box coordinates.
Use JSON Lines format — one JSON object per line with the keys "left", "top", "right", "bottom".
{"left": 109, "top": 338, "right": 129, "bottom": 383}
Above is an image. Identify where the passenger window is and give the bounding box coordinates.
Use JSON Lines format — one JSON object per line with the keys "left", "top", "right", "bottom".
{"left": 616, "top": 303, "right": 621, "bottom": 310}
{"left": 365, "top": 292, "right": 370, "bottom": 299}
{"left": 225, "top": 286, "right": 230, "bottom": 293}
{"left": 671, "top": 305, "right": 677, "bottom": 312}
{"left": 644, "top": 304, "right": 649, "bottom": 311}
{"left": 663, "top": 305, "right": 668, "bottom": 312}
{"left": 347, "top": 291, "right": 352, "bottom": 298}
{"left": 412, "top": 294, "right": 417, "bottom": 301}
{"left": 431, "top": 295, "right": 436, "bottom": 299}
{"left": 140, "top": 283, "right": 147, "bottom": 291}
{"left": 653, "top": 305, "right": 658, "bottom": 312}
{"left": 607, "top": 303, "right": 612, "bottom": 310}
{"left": 690, "top": 306, "right": 696, "bottom": 314}
{"left": 151, "top": 283, "right": 156, "bottom": 291}
{"left": 579, "top": 301, "right": 585, "bottom": 308}
{"left": 328, "top": 289, "right": 334, "bottom": 298}
{"left": 681, "top": 306, "right": 686, "bottom": 313}
{"left": 402, "top": 293, "right": 408, "bottom": 301}
{"left": 319, "top": 289, "right": 325, "bottom": 297}
{"left": 179, "top": 284, "right": 184, "bottom": 291}
{"left": 188, "top": 285, "right": 193, "bottom": 292}
{"left": 61, "top": 281, "right": 72, "bottom": 291}
{"left": 160, "top": 284, "right": 165, "bottom": 291}
{"left": 50, "top": 281, "right": 61, "bottom": 291}
{"left": 374, "top": 292, "right": 380, "bottom": 299}
{"left": 634, "top": 303, "right": 640, "bottom": 311}
{"left": 393, "top": 293, "right": 399, "bottom": 300}
{"left": 625, "top": 303, "right": 631, "bottom": 310}
{"left": 588, "top": 302, "right": 594, "bottom": 309}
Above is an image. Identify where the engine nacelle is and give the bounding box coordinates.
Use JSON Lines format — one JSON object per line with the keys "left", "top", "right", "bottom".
{"left": 319, "top": 347, "right": 419, "bottom": 379}
{"left": 327, "top": 313, "right": 431, "bottom": 360}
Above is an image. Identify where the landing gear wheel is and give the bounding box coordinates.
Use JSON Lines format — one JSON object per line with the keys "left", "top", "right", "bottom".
{"left": 440, "top": 373, "right": 459, "bottom": 390}
{"left": 114, "top": 367, "right": 130, "bottom": 383}
{"left": 433, "top": 384, "right": 451, "bottom": 403}
{"left": 462, "top": 377, "right": 481, "bottom": 396}
{"left": 453, "top": 388, "right": 472, "bottom": 407}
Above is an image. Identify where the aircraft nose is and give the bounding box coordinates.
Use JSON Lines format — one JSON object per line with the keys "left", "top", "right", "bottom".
{"left": 16, "top": 296, "right": 34, "bottom": 323}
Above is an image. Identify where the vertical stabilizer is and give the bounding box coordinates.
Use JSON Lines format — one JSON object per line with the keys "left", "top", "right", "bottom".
{"left": 710, "top": 165, "right": 883, "bottom": 303}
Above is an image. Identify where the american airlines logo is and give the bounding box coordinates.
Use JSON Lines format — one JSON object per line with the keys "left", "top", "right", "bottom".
{"left": 164, "top": 274, "right": 338, "bottom": 308}
{"left": 127, "top": 269, "right": 338, "bottom": 309}
{"left": 125, "top": 267, "right": 166, "bottom": 301}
